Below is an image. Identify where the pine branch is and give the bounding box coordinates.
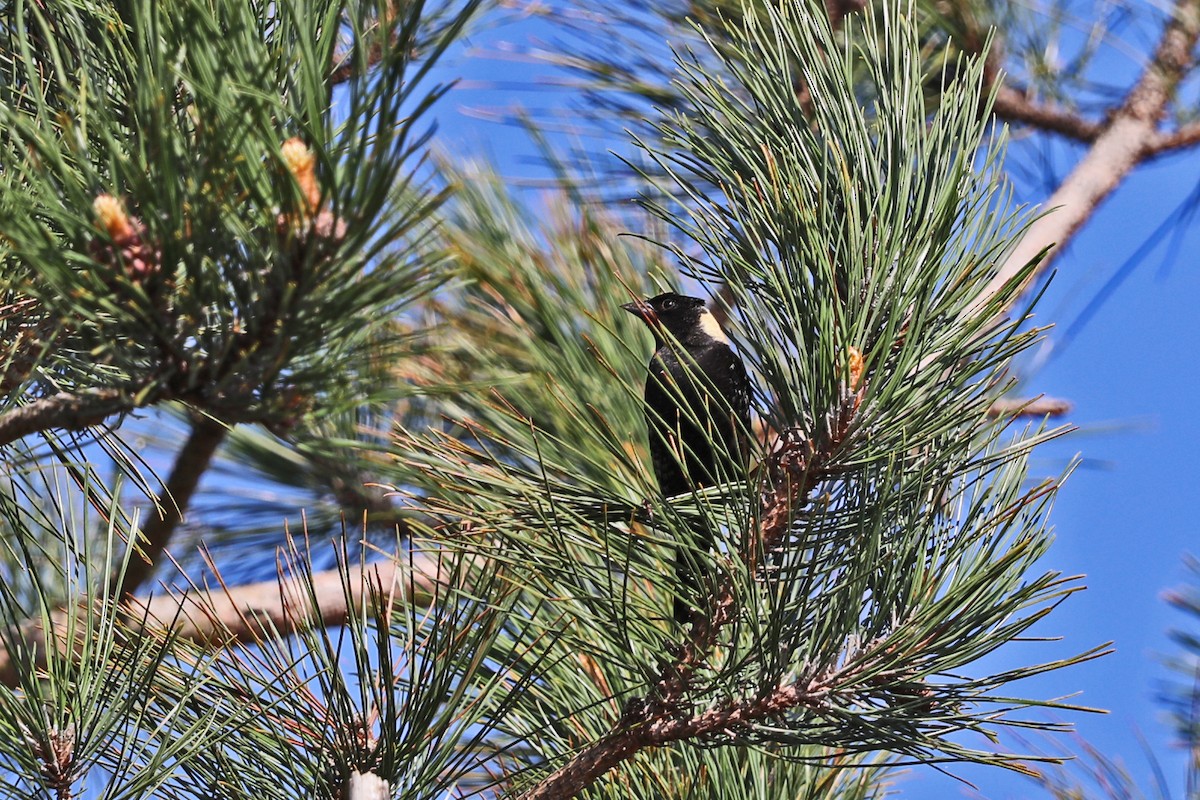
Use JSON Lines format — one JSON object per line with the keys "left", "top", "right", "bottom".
{"left": 112, "top": 415, "right": 228, "bottom": 600}
{"left": 476, "top": 6, "right": 1100, "bottom": 792}
{"left": 0, "top": 0, "right": 467, "bottom": 445}
{"left": 0, "top": 382, "right": 364, "bottom": 450}
{"left": 521, "top": 393, "right": 861, "bottom": 798}
{"left": 521, "top": 688, "right": 867, "bottom": 800}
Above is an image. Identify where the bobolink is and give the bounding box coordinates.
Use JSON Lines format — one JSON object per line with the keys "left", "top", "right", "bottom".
{"left": 622, "top": 292, "right": 751, "bottom": 622}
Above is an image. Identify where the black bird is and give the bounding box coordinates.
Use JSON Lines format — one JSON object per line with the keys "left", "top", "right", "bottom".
{"left": 622, "top": 292, "right": 751, "bottom": 623}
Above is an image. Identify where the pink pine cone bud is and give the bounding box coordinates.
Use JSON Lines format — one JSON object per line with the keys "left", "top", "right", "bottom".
{"left": 93, "top": 194, "right": 136, "bottom": 243}
{"left": 89, "top": 193, "right": 161, "bottom": 284}
{"left": 281, "top": 137, "right": 321, "bottom": 212}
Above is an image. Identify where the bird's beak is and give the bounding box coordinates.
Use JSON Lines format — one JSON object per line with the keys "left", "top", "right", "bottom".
{"left": 621, "top": 299, "right": 656, "bottom": 323}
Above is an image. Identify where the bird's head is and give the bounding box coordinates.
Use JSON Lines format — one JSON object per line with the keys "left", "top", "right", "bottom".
{"left": 621, "top": 292, "right": 729, "bottom": 347}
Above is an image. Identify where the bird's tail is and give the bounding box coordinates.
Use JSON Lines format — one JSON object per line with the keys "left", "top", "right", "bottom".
{"left": 674, "top": 521, "right": 714, "bottom": 623}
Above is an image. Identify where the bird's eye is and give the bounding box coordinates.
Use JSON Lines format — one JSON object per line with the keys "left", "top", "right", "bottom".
{"left": 661, "top": 297, "right": 677, "bottom": 311}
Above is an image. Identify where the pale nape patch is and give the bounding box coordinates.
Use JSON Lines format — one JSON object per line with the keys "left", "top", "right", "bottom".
{"left": 698, "top": 309, "right": 731, "bottom": 344}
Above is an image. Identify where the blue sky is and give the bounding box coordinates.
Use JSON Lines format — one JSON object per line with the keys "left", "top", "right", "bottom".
{"left": 422, "top": 6, "right": 1200, "bottom": 797}
{"left": 952, "top": 146, "right": 1200, "bottom": 795}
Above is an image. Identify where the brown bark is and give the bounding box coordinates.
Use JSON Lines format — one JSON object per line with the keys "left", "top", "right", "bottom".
{"left": 521, "top": 679, "right": 833, "bottom": 799}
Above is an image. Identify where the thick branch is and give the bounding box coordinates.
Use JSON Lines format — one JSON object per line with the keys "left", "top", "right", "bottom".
{"left": 520, "top": 729, "right": 654, "bottom": 800}
{"left": 113, "top": 415, "right": 228, "bottom": 599}
{"left": 0, "top": 556, "right": 441, "bottom": 687}
{"left": 981, "top": 0, "right": 1200, "bottom": 311}
{"left": 127, "top": 557, "right": 437, "bottom": 644}
{"left": 0, "top": 389, "right": 130, "bottom": 446}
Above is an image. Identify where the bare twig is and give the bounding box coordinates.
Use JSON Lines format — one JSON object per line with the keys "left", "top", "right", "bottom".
{"left": 1147, "top": 119, "right": 1200, "bottom": 154}
{"left": 991, "top": 85, "right": 1104, "bottom": 143}
{"left": 988, "top": 395, "right": 1073, "bottom": 418}
{"left": 329, "top": 4, "right": 406, "bottom": 86}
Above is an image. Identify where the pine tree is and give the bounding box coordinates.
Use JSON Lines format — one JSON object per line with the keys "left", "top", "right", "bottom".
{"left": 0, "top": 0, "right": 1184, "bottom": 796}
